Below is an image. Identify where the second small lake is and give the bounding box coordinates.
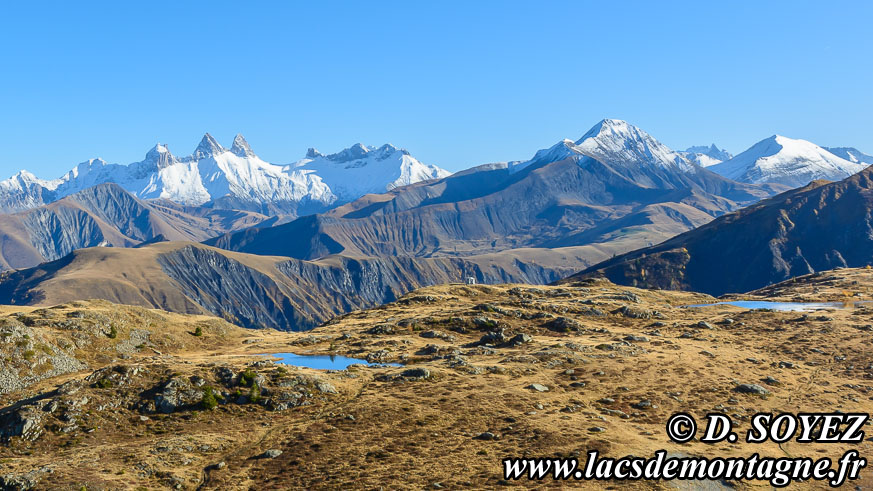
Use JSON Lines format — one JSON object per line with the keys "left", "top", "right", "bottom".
{"left": 265, "top": 352, "right": 402, "bottom": 370}
{"left": 685, "top": 300, "right": 849, "bottom": 312}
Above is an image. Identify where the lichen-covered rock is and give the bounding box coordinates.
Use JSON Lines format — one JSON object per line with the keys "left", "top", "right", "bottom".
{"left": 0, "top": 405, "right": 44, "bottom": 442}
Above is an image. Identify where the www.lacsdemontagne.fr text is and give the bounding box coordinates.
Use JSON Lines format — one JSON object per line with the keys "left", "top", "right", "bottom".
{"left": 504, "top": 449, "right": 865, "bottom": 487}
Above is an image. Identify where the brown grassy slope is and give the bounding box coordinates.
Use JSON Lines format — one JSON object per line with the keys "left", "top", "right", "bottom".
{"left": 0, "top": 239, "right": 637, "bottom": 331}
{"left": 3, "top": 268, "right": 873, "bottom": 488}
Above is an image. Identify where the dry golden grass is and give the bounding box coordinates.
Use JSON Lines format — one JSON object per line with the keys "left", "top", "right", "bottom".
{"left": 3, "top": 268, "right": 873, "bottom": 489}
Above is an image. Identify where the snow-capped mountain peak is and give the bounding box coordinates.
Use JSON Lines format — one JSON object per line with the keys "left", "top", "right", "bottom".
{"left": 708, "top": 135, "right": 866, "bottom": 187}
{"left": 144, "top": 144, "right": 178, "bottom": 169}
{"left": 291, "top": 143, "right": 450, "bottom": 200}
{"left": 230, "top": 134, "right": 255, "bottom": 158}
{"left": 0, "top": 135, "right": 450, "bottom": 215}
{"left": 573, "top": 119, "right": 693, "bottom": 171}
{"left": 191, "top": 133, "right": 225, "bottom": 160}
{"left": 510, "top": 119, "right": 693, "bottom": 174}
{"left": 680, "top": 144, "right": 733, "bottom": 167}
{"left": 323, "top": 143, "right": 371, "bottom": 162}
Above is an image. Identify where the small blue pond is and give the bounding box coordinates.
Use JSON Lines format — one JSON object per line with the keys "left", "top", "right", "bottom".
{"left": 266, "top": 352, "right": 402, "bottom": 370}
{"left": 685, "top": 301, "right": 847, "bottom": 312}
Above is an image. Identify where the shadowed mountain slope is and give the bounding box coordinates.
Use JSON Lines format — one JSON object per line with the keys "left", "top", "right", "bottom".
{"left": 0, "top": 183, "right": 270, "bottom": 270}
{"left": 0, "top": 241, "right": 585, "bottom": 331}
{"left": 565, "top": 165, "right": 873, "bottom": 295}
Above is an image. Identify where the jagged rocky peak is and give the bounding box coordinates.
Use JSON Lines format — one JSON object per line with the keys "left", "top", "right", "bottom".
{"left": 304, "top": 143, "right": 407, "bottom": 163}
{"left": 685, "top": 144, "right": 733, "bottom": 161}
{"left": 192, "top": 133, "right": 225, "bottom": 159}
{"left": 306, "top": 148, "right": 324, "bottom": 159}
{"left": 145, "top": 143, "right": 177, "bottom": 169}
{"left": 230, "top": 134, "right": 255, "bottom": 158}
{"left": 325, "top": 143, "right": 371, "bottom": 162}
{"left": 573, "top": 118, "right": 693, "bottom": 170}
{"left": 373, "top": 143, "right": 407, "bottom": 159}
{"left": 69, "top": 158, "right": 109, "bottom": 177}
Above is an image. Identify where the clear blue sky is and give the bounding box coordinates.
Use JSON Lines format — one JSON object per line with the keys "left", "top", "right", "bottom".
{"left": 1, "top": 1, "right": 870, "bottom": 176}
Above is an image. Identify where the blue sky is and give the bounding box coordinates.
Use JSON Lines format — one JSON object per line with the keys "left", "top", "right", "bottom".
{"left": 0, "top": 1, "right": 870, "bottom": 176}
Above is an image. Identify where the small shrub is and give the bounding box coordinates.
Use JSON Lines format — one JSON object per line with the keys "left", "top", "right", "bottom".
{"left": 96, "top": 378, "right": 113, "bottom": 389}
{"left": 108, "top": 325, "right": 118, "bottom": 339}
{"left": 193, "top": 326, "right": 203, "bottom": 337}
{"left": 200, "top": 386, "right": 218, "bottom": 410}
{"left": 249, "top": 382, "right": 261, "bottom": 403}
{"left": 239, "top": 369, "right": 257, "bottom": 387}
{"left": 22, "top": 350, "right": 35, "bottom": 361}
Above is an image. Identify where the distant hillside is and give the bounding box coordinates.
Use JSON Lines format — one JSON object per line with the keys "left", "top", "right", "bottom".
{"left": 565, "top": 165, "right": 873, "bottom": 295}
{"left": 0, "top": 183, "right": 270, "bottom": 270}
{"left": 0, "top": 241, "right": 583, "bottom": 331}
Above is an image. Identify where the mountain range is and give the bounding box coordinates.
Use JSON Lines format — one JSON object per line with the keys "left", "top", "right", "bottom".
{"left": 681, "top": 144, "right": 733, "bottom": 167}
{"left": 208, "top": 119, "right": 782, "bottom": 260}
{"left": 0, "top": 119, "right": 787, "bottom": 329}
{"left": 0, "top": 118, "right": 869, "bottom": 329}
{"left": 568, "top": 165, "right": 873, "bottom": 295}
{"left": 708, "top": 135, "right": 866, "bottom": 188}
{"left": 0, "top": 135, "right": 449, "bottom": 216}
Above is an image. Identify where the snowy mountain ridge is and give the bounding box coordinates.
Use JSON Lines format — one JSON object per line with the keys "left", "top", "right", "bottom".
{"left": 0, "top": 135, "right": 450, "bottom": 215}
{"left": 708, "top": 135, "right": 866, "bottom": 188}
{"left": 290, "top": 143, "right": 451, "bottom": 202}
{"left": 824, "top": 147, "right": 873, "bottom": 166}
{"left": 510, "top": 119, "right": 695, "bottom": 174}
{"left": 680, "top": 144, "right": 733, "bottom": 167}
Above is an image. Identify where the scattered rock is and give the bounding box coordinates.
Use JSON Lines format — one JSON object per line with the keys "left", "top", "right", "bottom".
{"left": 401, "top": 368, "right": 431, "bottom": 380}
{"left": 631, "top": 400, "right": 653, "bottom": 410}
{"left": 506, "top": 333, "right": 532, "bottom": 346}
{"left": 367, "top": 325, "right": 395, "bottom": 335}
{"left": 479, "top": 329, "right": 508, "bottom": 345}
{"left": 623, "top": 335, "right": 649, "bottom": 342}
{"left": 474, "top": 431, "right": 498, "bottom": 440}
{"left": 545, "top": 317, "right": 582, "bottom": 332}
{"left": 761, "top": 376, "right": 781, "bottom": 386}
{"left": 734, "top": 384, "right": 770, "bottom": 396}
{"left": 527, "top": 384, "right": 549, "bottom": 392}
